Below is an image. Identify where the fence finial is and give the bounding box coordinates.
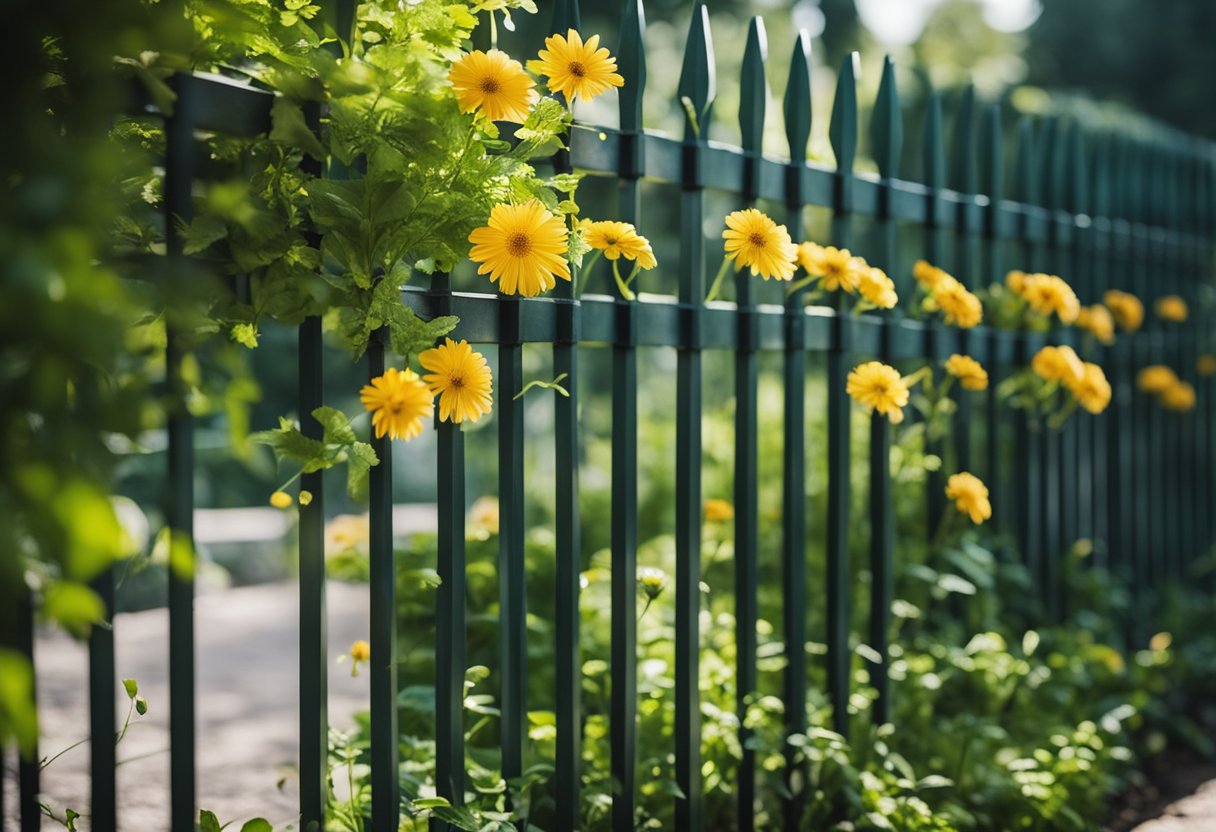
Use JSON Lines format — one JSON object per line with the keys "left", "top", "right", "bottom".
{"left": 783, "top": 31, "right": 812, "bottom": 164}
{"left": 677, "top": 2, "right": 716, "bottom": 142}
{"left": 829, "top": 52, "right": 859, "bottom": 172}
{"left": 870, "top": 55, "right": 902, "bottom": 179}
{"left": 617, "top": 0, "right": 647, "bottom": 132}
{"left": 739, "top": 17, "right": 769, "bottom": 154}
{"left": 922, "top": 88, "right": 945, "bottom": 189}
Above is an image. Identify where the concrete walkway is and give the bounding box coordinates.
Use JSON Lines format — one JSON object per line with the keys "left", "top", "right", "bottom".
{"left": 1130, "top": 777, "right": 1216, "bottom": 831}
{"left": 5, "top": 580, "right": 372, "bottom": 832}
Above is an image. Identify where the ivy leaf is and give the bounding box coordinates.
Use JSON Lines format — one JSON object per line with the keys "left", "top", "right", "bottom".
{"left": 230, "top": 323, "right": 259, "bottom": 349}
{"left": 270, "top": 98, "right": 325, "bottom": 161}
{"left": 313, "top": 406, "right": 357, "bottom": 446}
{"left": 345, "top": 442, "right": 379, "bottom": 502}
{"left": 239, "top": 820, "right": 274, "bottom": 832}
{"left": 249, "top": 419, "right": 330, "bottom": 472}
{"left": 198, "top": 810, "right": 223, "bottom": 832}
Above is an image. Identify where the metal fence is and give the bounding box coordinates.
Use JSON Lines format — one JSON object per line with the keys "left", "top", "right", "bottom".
{"left": 6, "top": 0, "right": 1216, "bottom": 830}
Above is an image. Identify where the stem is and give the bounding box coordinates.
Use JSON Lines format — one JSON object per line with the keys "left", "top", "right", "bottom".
{"left": 40, "top": 738, "right": 88, "bottom": 771}
{"left": 704, "top": 257, "right": 734, "bottom": 304}
{"left": 574, "top": 250, "right": 603, "bottom": 297}
{"left": 612, "top": 261, "right": 636, "bottom": 302}
{"left": 489, "top": 10, "right": 497, "bottom": 50}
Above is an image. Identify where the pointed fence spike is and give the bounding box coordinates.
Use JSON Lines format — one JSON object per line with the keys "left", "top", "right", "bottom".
{"left": 922, "top": 89, "right": 945, "bottom": 189}
{"left": 829, "top": 52, "right": 859, "bottom": 172}
{"left": 549, "top": 0, "right": 581, "bottom": 36}
{"left": 617, "top": 0, "right": 647, "bottom": 132}
{"left": 783, "top": 31, "right": 812, "bottom": 164}
{"left": 739, "top": 17, "right": 769, "bottom": 154}
{"left": 869, "top": 56, "right": 902, "bottom": 179}
{"left": 677, "top": 2, "right": 716, "bottom": 141}
{"left": 978, "top": 102, "right": 1003, "bottom": 205}
{"left": 949, "top": 84, "right": 976, "bottom": 193}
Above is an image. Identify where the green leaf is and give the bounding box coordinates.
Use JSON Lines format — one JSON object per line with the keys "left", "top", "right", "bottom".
{"left": 230, "top": 323, "right": 260, "bottom": 349}
{"left": 313, "top": 406, "right": 357, "bottom": 446}
{"left": 250, "top": 423, "right": 329, "bottom": 471}
{"left": 135, "top": 696, "right": 148, "bottom": 716}
{"left": 122, "top": 678, "right": 138, "bottom": 699}
{"left": 42, "top": 581, "right": 106, "bottom": 638}
{"left": 199, "top": 810, "right": 223, "bottom": 832}
{"left": 345, "top": 442, "right": 378, "bottom": 501}
{"left": 239, "top": 820, "right": 273, "bottom": 832}
{"left": 514, "top": 373, "right": 569, "bottom": 400}
{"left": 270, "top": 98, "right": 325, "bottom": 161}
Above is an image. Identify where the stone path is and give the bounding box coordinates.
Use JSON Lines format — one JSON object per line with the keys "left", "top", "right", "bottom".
{"left": 4, "top": 580, "right": 372, "bottom": 832}
{"left": 1130, "top": 777, "right": 1216, "bottom": 831}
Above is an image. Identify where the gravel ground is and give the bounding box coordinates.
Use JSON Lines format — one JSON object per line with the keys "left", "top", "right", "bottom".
{"left": 4, "top": 580, "right": 372, "bottom": 832}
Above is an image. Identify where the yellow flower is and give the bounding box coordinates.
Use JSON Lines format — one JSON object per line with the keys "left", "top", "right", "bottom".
{"left": 847, "top": 361, "right": 910, "bottom": 424}
{"left": 1197, "top": 354, "right": 1216, "bottom": 377}
{"left": 1069, "top": 362, "right": 1112, "bottom": 414}
{"left": 270, "top": 491, "right": 293, "bottom": 509}
{"left": 945, "top": 354, "right": 988, "bottom": 391}
{"left": 469, "top": 496, "right": 500, "bottom": 536}
{"left": 945, "top": 472, "right": 992, "bottom": 525}
{"left": 1161, "top": 381, "right": 1196, "bottom": 412}
{"left": 326, "top": 514, "right": 369, "bottom": 554}
{"left": 798, "top": 242, "right": 862, "bottom": 292}
{"left": 859, "top": 267, "right": 898, "bottom": 309}
{"left": 350, "top": 640, "right": 371, "bottom": 663}
{"left": 637, "top": 566, "right": 668, "bottom": 601}
{"left": 299, "top": 490, "right": 313, "bottom": 506}
{"left": 722, "top": 209, "right": 798, "bottom": 281}
{"left": 1149, "top": 632, "right": 1173, "bottom": 652}
{"left": 469, "top": 200, "right": 571, "bottom": 297}
{"left": 1005, "top": 270, "right": 1028, "bottom": 295}
{"left": 581, "top": 220, "right": 656, "bottom": 269}
{"left": 704, "top": 499, "right": 734, "bottom": 522}
{"left": 419, "top": 338, "right": 494, "bottom": 425}
{"left": 932, "top": 275, "right": 983, "bottom": 329}
{"left": 360, "top": 367, "right": 433, "bottom": 441}
{"left": 1021, "top": 274, "right": 1079, "bottom": 323}
{"left": 448, "top": 49, "right": 537, "bottom": 123}
{"left": 535, "top": 29, "right": 624, "bottom": 103}
{"left": 1103, "top": 290, "right": 1145, "bottom": 332}
{"left": 1137, "top": 365, "right": 1179, "bottom": 394}
{"left": 1076, "top": 305, "right": 1115, "bottom": 345}
{"left": 1032, "top": 345, "right": 1085, "bottom": 386}
{"left": 1155, "top": 294, "right": 1188, "bottom": 322}
{"left": 914, "top": 260, "right": 949, "bottom": 291}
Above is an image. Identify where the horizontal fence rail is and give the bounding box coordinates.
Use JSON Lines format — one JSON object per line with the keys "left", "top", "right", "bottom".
{"left": 11, "top": 0, "right": 1216, "bottom": 831}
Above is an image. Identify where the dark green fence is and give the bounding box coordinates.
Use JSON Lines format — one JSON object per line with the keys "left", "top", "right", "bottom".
{"left": 7, "top": 0, "right": 1216, "bottom": 830}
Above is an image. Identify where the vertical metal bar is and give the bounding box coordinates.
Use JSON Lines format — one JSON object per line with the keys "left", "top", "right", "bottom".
{"left": 866, "top": 55, "right": 901, "bottom": 727}
{"left": 498, "top": 304, "right": 527, "bottom": 785}
{"left": 164, "top": 74, "right": 198, "bottom": 832}
{"left": 609, "top": 4, "right": 645, "bottom": 829}
{"left": 922, "top": 89, "right": 947, "bottom": 533}
{"left": 17, "top": 587, "right": 39, "bottom": 832}
{"left": 826, "top": 52, "right": 858, "bottom": 738}
{"left": 89, "top": 568, "right": 117, "bottom": 832}
{"left": 368, "top": 331, "right": 399, "bottom": 831}
{"left": 780, "top": 31, "right": 812, "bottom": 831}
{"left": 674, "top": 7, "right": 713, "bottom": 826}
{"left": 979, "top": 104, "right": 1004, "bottom": 526}
{"left": 949, "top": 85, "right": 977, "bottom": 474}
{"left": 1012, "top": 117, "right": 1040, "bottom": 591}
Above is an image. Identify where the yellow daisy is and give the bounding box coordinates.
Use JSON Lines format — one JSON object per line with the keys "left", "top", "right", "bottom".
{"left": 1103, "top": 289, "right": 1144, "bottom": 332}
{"left": 945, "top": 472, "right": 992, "bottom": 525}
{"left": 534, "top": 29, "right": 624, "bottom": 103}
{"left": 859, "top": 267, "right": 898, "bottom": 309}
{"left": 581, "top": 220, "right": 656, "bottom": 269}
{"left": 360, "top": 367, "right": 433, "bottom": 441}
{"left": 1031, "top": 345, "right": 1085, "bottom": 386}
{"left": 846, "top": 361, "right": 910, "bottom": 424}
{"left": 1005, "top": 270, "right": 1028, "bottom": 295}
{"left": 944, "top": 354, "right": 988, "bottom": 391}
{"left": 419, "top": 338, "right": 494, "bottom": 425}
{"left": 914, "top": 260, "right": 950, "bottom": 291}
{"left": 932, "top": 275, "right": 983, "bottom": 328}
{"left": 1197, "top": 354, "right": 1216, "bottom": 377}
{"left": 723, "top": 209, "right": 798, "bottom": 281}
{"left": 448, "top": 49, "right": 537, "bottom": 123}
{"left": 798, "top": 242, "right": 863, "bottom": 293}
{"left": 350, "top": 640, "right": 371, "bottom": 663}
{"left": 1021, "top": 274, "right": 1079, "bottom": 323}
{"left": 704, "top": 499, "right": 734, "bottom": 522}
{"left": 1155, "top": 294, "right": 1188, "bottom": 322}
{"left": 1137, "top": 365, "right": 1178, "bottom": 393}
{"left": 468, "top": 200, "right": 571, "bottom": 297}
{"left": 1162, "top": 381, "right": 1197, "bottom": 412}
{"left": 1076, "top": 305, "right": 1115, "bottom": 345}
{"left": 1068, "top": 362, "right": 1112, "bottom": 414}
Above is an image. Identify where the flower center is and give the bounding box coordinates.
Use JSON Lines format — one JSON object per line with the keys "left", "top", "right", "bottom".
{"left": 480, "top": 76, "right": 501, "bottom": 95}
{"left": 450, "top": 375, "right": 465, "bottom": 389}
{"left": 507, "top": 232, "right": 532, "bottom": 257}
{"left": 747, "top": 231, "right": 767, "bottom": 248}
{"left": 568, "top": 60, "right": 587, "bottom": 78}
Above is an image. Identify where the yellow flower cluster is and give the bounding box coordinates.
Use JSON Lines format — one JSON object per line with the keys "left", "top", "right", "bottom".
{"left": 1008, "top": 271, "right": 1080, "bottom": 324}
{"left": 1075, "top": 305, "right": 1115, "bottom": 345}
{"left": 1032, "top": 346, "right": 1111, "bottom": 414}
{"left": 945, "top": 472, "right": 992, "bottom": 525}
{"left": 945, "top": 354, "right": 988, "bottom": 391}
{"left": 916, "top": 261, "right": 982, "bottom": 328}
{"left": 1137, "top": 365, "right": 1196, "bottom": 412}
{"left": 1103, "top": 290, "right": 1145, "bottom": 332}
{"left": 798, "top": 243, "right": 899, "bottom": 309}
{"left": 1154, "top": 294, "right": 1189, "bottom": 322}
{"left": 847, "top": 361, "right": 911, "bottom": 424}
{"left": 360, "top": 339, "right": 495, "bottom": 442}
{"left": 581, "top": 220, "right": 656, "bottom": 270}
